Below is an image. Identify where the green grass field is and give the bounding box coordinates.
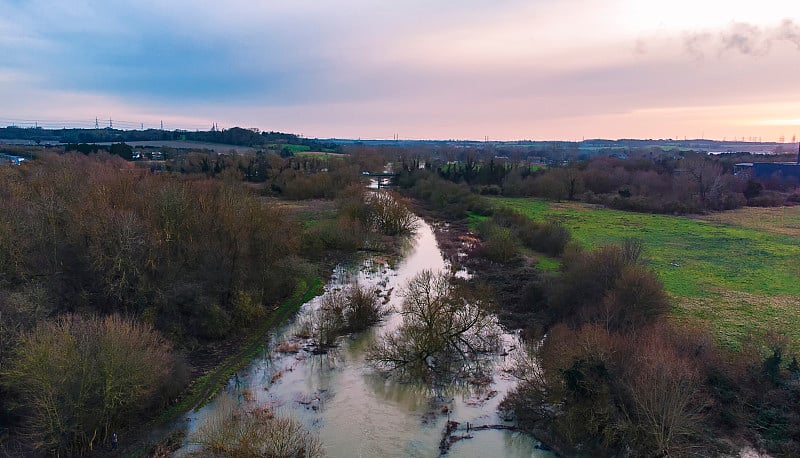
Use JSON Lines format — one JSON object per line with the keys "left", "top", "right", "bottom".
{"left": 488, "top": 198, "right": 800, "bottom": 350}
{"left": 268, "top": 143, "right": 311, "bottom": 153}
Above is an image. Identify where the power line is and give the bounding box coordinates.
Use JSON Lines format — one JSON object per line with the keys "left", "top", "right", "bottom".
{"left": 0, "top": 117, "right": 211, "bottom": 131}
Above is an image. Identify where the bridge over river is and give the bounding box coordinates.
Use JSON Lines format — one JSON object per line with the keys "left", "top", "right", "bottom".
{"left": 362, "top": 171, "right": 399, "bottom": 188}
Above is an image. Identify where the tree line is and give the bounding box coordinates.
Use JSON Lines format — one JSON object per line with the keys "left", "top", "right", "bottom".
{"left": 403, "top": 151, "right": 800, "bottom": 214}
{"left": 0, "top": 126, "right": 341, "bottom": 151}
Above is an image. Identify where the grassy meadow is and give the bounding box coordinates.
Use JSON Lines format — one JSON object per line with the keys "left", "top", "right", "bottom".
{"left": 487, "top": 198, "right": 800, "bottom": 350}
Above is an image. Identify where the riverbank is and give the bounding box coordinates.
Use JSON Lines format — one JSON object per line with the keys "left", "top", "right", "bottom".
{"left": 397, "top": 199, "right": 570, "bottom": 456}
{"left": 86, "top": 277, "right": 324, "bottom": 458}
{"left": 173, "top": 209, "right": 555, "bottom": 457}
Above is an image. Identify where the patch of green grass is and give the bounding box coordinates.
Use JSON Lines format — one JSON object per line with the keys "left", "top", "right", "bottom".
{"left": 466, "top": 211, "right": 488, "bottom": 230}
{"left": 534, "top": 255, "right": 560, "bottom": 272}
{"left": 296, "top": 152, "right": 346, "bottom": 159}
{"left": 268, "top": 143, "right": 311, "bottom": 153}
{"left": 491, "top": 197, "right": 800, "bottom": 349}
{"left": 491, "top": 197, "right": 800, "bottom": 298}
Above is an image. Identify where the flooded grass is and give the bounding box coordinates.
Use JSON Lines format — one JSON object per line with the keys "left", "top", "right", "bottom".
{"left": 156, "top": 277, "right": 323, "bottom": 422}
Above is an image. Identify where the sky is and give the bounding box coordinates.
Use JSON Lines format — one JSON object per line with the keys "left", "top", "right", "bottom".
{"left": 1, "top": 0, "right": 799, "bottom": 141}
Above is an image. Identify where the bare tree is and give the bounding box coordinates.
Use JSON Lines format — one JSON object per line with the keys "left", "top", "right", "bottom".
{"left": 3, "top": 315, "right": 178, "bottom": 453}
{"left": 368, "top": 270, "right": 501, "bottom": 385}
{"left": 297, "top": 284, "right": 382, "bottom": 351}
{"left": 367, "top": 191, "right": 418, "bottom": 236}
{"left": 681, "top": 157, "right": 723, "bottom": 209}
{"left": 625, "top": 325, "right": 709, "bottom": 456}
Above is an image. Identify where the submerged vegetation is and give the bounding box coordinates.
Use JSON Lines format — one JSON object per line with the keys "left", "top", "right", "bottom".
{"left": 299, "top": 283, "right": 383, "bottom": 350}
{"left": 368, "top": 270, "right": 501, "bottom": 387}
{"left": 190, "top": 394, "right": 324, "bottom": 458}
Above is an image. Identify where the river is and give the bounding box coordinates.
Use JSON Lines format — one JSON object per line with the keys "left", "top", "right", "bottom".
{"left": 176, "top": 216, "right": 554, "bottom": 457}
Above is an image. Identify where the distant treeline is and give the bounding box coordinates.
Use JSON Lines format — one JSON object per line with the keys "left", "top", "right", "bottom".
{"left": 0, "top": 126, "right": 341, "bottom": 151}
{"left": 395, "top": 151, "right": 799, "bottom": 213}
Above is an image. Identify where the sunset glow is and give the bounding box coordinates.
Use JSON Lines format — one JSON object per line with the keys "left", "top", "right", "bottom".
{"left": 1, "top": 0, "right": 799, "bottom": 140}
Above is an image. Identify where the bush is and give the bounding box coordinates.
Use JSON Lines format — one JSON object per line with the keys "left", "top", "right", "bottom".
{"left": 487, "top": 208, "right": 571, "bottom": 257}
{"left": 601, "top": 265, "right": 670, "bottom": 333}
{"left": 477, "top": 222, "right": 520, "bottom": 264}
{"left": 191, "top": 394, "right": 323, "bottom": 457}
{"left": 747, "top": 190, "right": 786, "bottom": 207}
{"left": 504, "top": 322, "right": 710, "bottom": 456}
{"left": 404, "top": 172, "right": 492, "bottom": 219}
{"left": 302, "top": 284, "right": 381, "bottom": 349}
{"left": 526, "top": 220, "right": 571, "bottom": 257}
{"left": 368, "top": 190, "right": 417, "bottom": 236}
{"left": 303, "top": 216, "right": 368, "bottom": 254}
{"left": 2, "top": 315, "right": 181, "bottom": 454}
{"left": 232, "top": 290, "right": 267, "bottom": 329}
{"left": 199, "top": 303, "right": 232, "bottom": 339}
{"left": 546, "top": 240, "right": 667, "bottom": 331}
{"left": 343, "top": 283, "right": 382, "bottom": 332}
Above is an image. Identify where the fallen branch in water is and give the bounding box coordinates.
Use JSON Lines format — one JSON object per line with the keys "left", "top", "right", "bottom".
{"left": 438, "top": 420, "right": 537, "bottom": 455}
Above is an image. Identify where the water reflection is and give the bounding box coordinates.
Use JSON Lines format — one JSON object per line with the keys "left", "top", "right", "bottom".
{"left": 177, "top": 217, "right": 555, "bottom": 457}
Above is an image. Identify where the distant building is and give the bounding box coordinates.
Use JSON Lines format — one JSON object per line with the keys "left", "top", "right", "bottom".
{"left": 734, "top": 144, "right": 800, "bottom": 181}
{"left": 0, "top": 154, "right": 25, "bottom": 165}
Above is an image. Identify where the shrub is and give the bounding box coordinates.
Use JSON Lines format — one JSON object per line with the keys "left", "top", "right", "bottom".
{"left": 478, "top": 222, "right": 520, "bottom": 264}
{"left": 342, "top": 284, "right": 381, "bottom": 332}
{"left": 191, "top": 394, "right": 323, "bottom": 457}
{"left": 404, "top": 172, "right": 492, "bottom": 219}
{"left": 199, "top": 303, "right": 232, "bottom": 339}
{"left": 546, "top": 240, "right": 666, "bottom": 331}
{"left": 600, "top": 265, "right": 670, "bottom": 332}
{"left": 747, "top": 190, "right": 786, "bottom": 207}
{"left": 232, "top": 290, "right": 267, "bottom": 329}
{"left": 504, "top": 323, "right": 710, "bottom": 456}
{"left": 302, "top": 284, "right": 381, "bottom": 349}
{"left": 368, "top": 190, "right": 417, "bottom": 236}
{"left": 2, "top": 315, "right": 180, "bottom": 454}
{"left": 303, "top": 216, "right": 368, "bottom": 254}
{"left": 527, "top": 220, "right": 571, "bottom": 256}
{"left": 488, "top": 208, "right": 571, "bottom": 257}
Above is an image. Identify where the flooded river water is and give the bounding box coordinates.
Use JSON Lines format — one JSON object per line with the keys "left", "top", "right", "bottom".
{"left": 176, "top": 217, "right": 554, "bottom": 457}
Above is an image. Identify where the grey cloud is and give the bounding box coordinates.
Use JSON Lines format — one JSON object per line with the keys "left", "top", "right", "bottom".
{"left": 721, "top": 22, "right": 771, "bottom": 55}
{"left": 777, "top": 19, "right": 800, "bottom": 49}
{"left": 682, "top": 19, "right": 800, "bottom": 58}
{"left": 683, "top": 32, "right": 713, "bottom": 60}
